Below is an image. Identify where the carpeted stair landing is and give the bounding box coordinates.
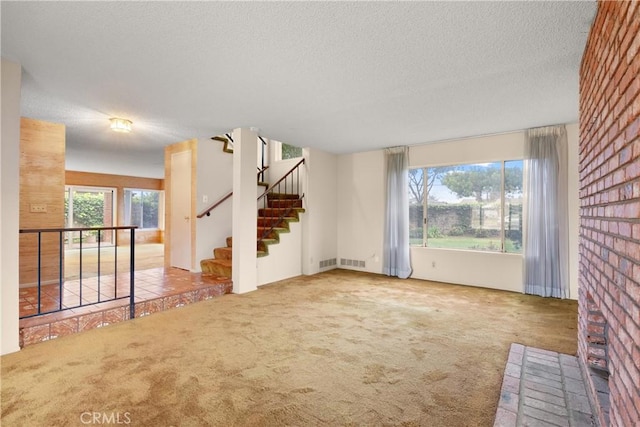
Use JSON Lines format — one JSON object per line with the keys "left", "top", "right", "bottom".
{"left": 200, "top": 193, "right": 304, "bottom": 277}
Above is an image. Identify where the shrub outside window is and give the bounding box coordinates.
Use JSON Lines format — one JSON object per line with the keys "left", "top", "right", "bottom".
{"left": 408, "top": 161, "right": 523, "bottom": 253}
{"left": 281, "top": 143, "right": 303, "bottom": 160}
{"left": 124, "top": 189, "right": 163, "bottom": 229}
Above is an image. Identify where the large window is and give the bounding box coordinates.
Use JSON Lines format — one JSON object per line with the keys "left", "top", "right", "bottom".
{"left": 124, "top": 189, "right": 163, "bottom": 229}
{"left": 409, "top": 161, "right": 523, "bottom": 253}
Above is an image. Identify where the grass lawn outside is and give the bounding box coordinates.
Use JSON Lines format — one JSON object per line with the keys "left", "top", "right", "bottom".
{"left": 410, "top": 236, "right": 521, "bottom": 253}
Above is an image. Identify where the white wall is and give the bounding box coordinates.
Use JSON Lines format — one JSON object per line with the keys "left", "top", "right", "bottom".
{"left": 336, "top": 150, "right": 386, "bottom": 274}
{"left": 409, "top": 131, "right": 526, "bottom": 167}
{"left": 336, "top": 126, "right": 580, "bottom": 298}
{"left": 1, "top": 58, "right": 22, "bottom": 355}
{"left": 258, "top": 222, "right": 302, "bottom": 286}
{"left": 411, "top": 249, "right": 524, "bottom": 292}
{"left": 301, "top": 148, "right": 338, "bottom": 275}
{"left": 195, "top": 138, "right": 233, "bottom": 271}
{"left": 66, "top": 146, "right": 164, "bottom": 179}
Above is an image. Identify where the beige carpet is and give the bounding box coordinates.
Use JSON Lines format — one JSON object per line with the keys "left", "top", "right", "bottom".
{"left": 1, "top": 270, "right": 577, "bottom": 426}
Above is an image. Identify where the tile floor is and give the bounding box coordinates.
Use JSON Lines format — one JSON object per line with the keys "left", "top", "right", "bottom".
{"left": 18, "top": 268, "right": 232, "bottom": 348}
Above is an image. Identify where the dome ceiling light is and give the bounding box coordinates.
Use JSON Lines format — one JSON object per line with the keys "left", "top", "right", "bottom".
{"left": 110, "top": 118, "right": 132, "bottom": 133}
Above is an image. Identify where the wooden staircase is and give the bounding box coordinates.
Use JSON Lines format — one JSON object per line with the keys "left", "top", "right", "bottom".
{"left": 200, "top": 135, "right": 305, "bottom": 279}
{"left": 200, "top": 193, "right": 305, "bottom": 277}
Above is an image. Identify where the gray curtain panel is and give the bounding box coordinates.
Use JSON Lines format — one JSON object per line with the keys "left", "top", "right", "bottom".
{"left": 524, "top": 125, "right": 569, "bottom": 298}
{"left": 383, "top": 146, "right": 412, "bottom": 279}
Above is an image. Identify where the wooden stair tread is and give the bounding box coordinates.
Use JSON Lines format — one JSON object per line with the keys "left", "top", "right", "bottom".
{"left": 212, "top": 135, "right": 234, "bottom": 154}
{"left": 213, "top": 247, "right": 232, "bottom": 260}
{"left": 257, "top": 226, "right": 288, "bottom": 232}
{"left": 201, "top": 258, "right": 231, "bottom": 267}
{"left": 267, "top": 193, "right": 301, "bottom": 199}
{"left": 257, "top": 217, "right": 288, "bottom": 226}
{"left": 260, "top": 207, "right": 305, "bottom": 211}
{"left": 258, "top": 208, "right": 305, "bottom": 217}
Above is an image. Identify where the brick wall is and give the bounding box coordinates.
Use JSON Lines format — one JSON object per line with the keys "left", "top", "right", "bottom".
{"left": 578, "top": 1, "right": 640, "bottom": 426}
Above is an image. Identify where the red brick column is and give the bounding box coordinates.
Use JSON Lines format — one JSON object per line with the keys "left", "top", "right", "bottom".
{"left": 578, "top": 1, "right": 640, "bottom": 426}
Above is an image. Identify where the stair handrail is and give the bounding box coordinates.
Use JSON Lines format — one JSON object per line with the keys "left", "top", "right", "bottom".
{"left": 257, "top": 158, "right": 305, "bottom": 202}
{"left": 197, "top": 191, "right": 233, "bottom": 218}
{"left": 198, "top": 167, "right": 273, "bottom": 219}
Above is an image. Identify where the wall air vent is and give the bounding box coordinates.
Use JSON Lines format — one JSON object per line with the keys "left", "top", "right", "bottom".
{"left": 319, "top": 258, "right": 337, "bottom": 269}
{"left": 339, "top": 258, "right": 366, "bottom": 269}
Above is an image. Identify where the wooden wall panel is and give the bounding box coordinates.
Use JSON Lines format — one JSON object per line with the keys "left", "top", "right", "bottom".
{"left": 65, "top": 171, "right": 165, "bottom": 245}
{"left": 19, "top": 118, "right": 65, "bottom": 286}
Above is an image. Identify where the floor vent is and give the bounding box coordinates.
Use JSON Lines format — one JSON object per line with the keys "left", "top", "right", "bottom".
{"left": 340, "top": 258, "right": 366, "bottom": 268}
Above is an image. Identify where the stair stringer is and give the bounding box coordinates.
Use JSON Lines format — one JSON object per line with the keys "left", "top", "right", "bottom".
{"left": 257, "top": 220, "right": 303, "bottom": 286}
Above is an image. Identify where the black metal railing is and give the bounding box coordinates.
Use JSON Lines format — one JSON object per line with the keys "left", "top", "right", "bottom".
{"left": 18, "top": 226, "right": 137, "bottom": 319}
{"left": 257, "top": 165, "right": 269, "bottom": 183}
{"left": 257, "top": 158, "right": 305, "bottom": 243}
{"left": 259, "top": 136, "right": 267, "bottom": 182}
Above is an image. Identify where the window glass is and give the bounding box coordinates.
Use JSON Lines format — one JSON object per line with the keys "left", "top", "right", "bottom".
{"left": 504, "top": 160, "right": 524, "bottom": 253}
{"left": 409, "top": 161, "right": 523, "bottom": 253}
{"left": 124, "top": 190, "right": 162, "bottom": 229}
{"left": 408, "top": 168, "right": 425, "bottom": 246}
{"left": 64, "top": 186, "right": 116, "bottom": 247}
{"left": 429, "top": 162, "right": 502, "bottom": 251}
{"left": 281, "top": 143, "right": 302, "bottom": 160}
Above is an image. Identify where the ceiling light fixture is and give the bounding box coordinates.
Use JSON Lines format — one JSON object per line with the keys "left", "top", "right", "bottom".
{"left": 110, "top": 117, "right": 132, "bottom": 133}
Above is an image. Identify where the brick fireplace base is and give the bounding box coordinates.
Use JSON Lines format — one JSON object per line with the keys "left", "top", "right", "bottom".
{"left": 494, "top": 343, "right": 597, "bottom": 427}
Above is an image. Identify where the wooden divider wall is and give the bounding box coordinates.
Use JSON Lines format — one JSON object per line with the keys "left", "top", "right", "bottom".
{"left": 19, "top": 118, "right": 65, "bottom": 286}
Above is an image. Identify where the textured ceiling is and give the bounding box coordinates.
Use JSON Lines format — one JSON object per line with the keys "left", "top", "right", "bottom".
{"left": 1, "top": 1, "right": 596, "bottom": 178}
